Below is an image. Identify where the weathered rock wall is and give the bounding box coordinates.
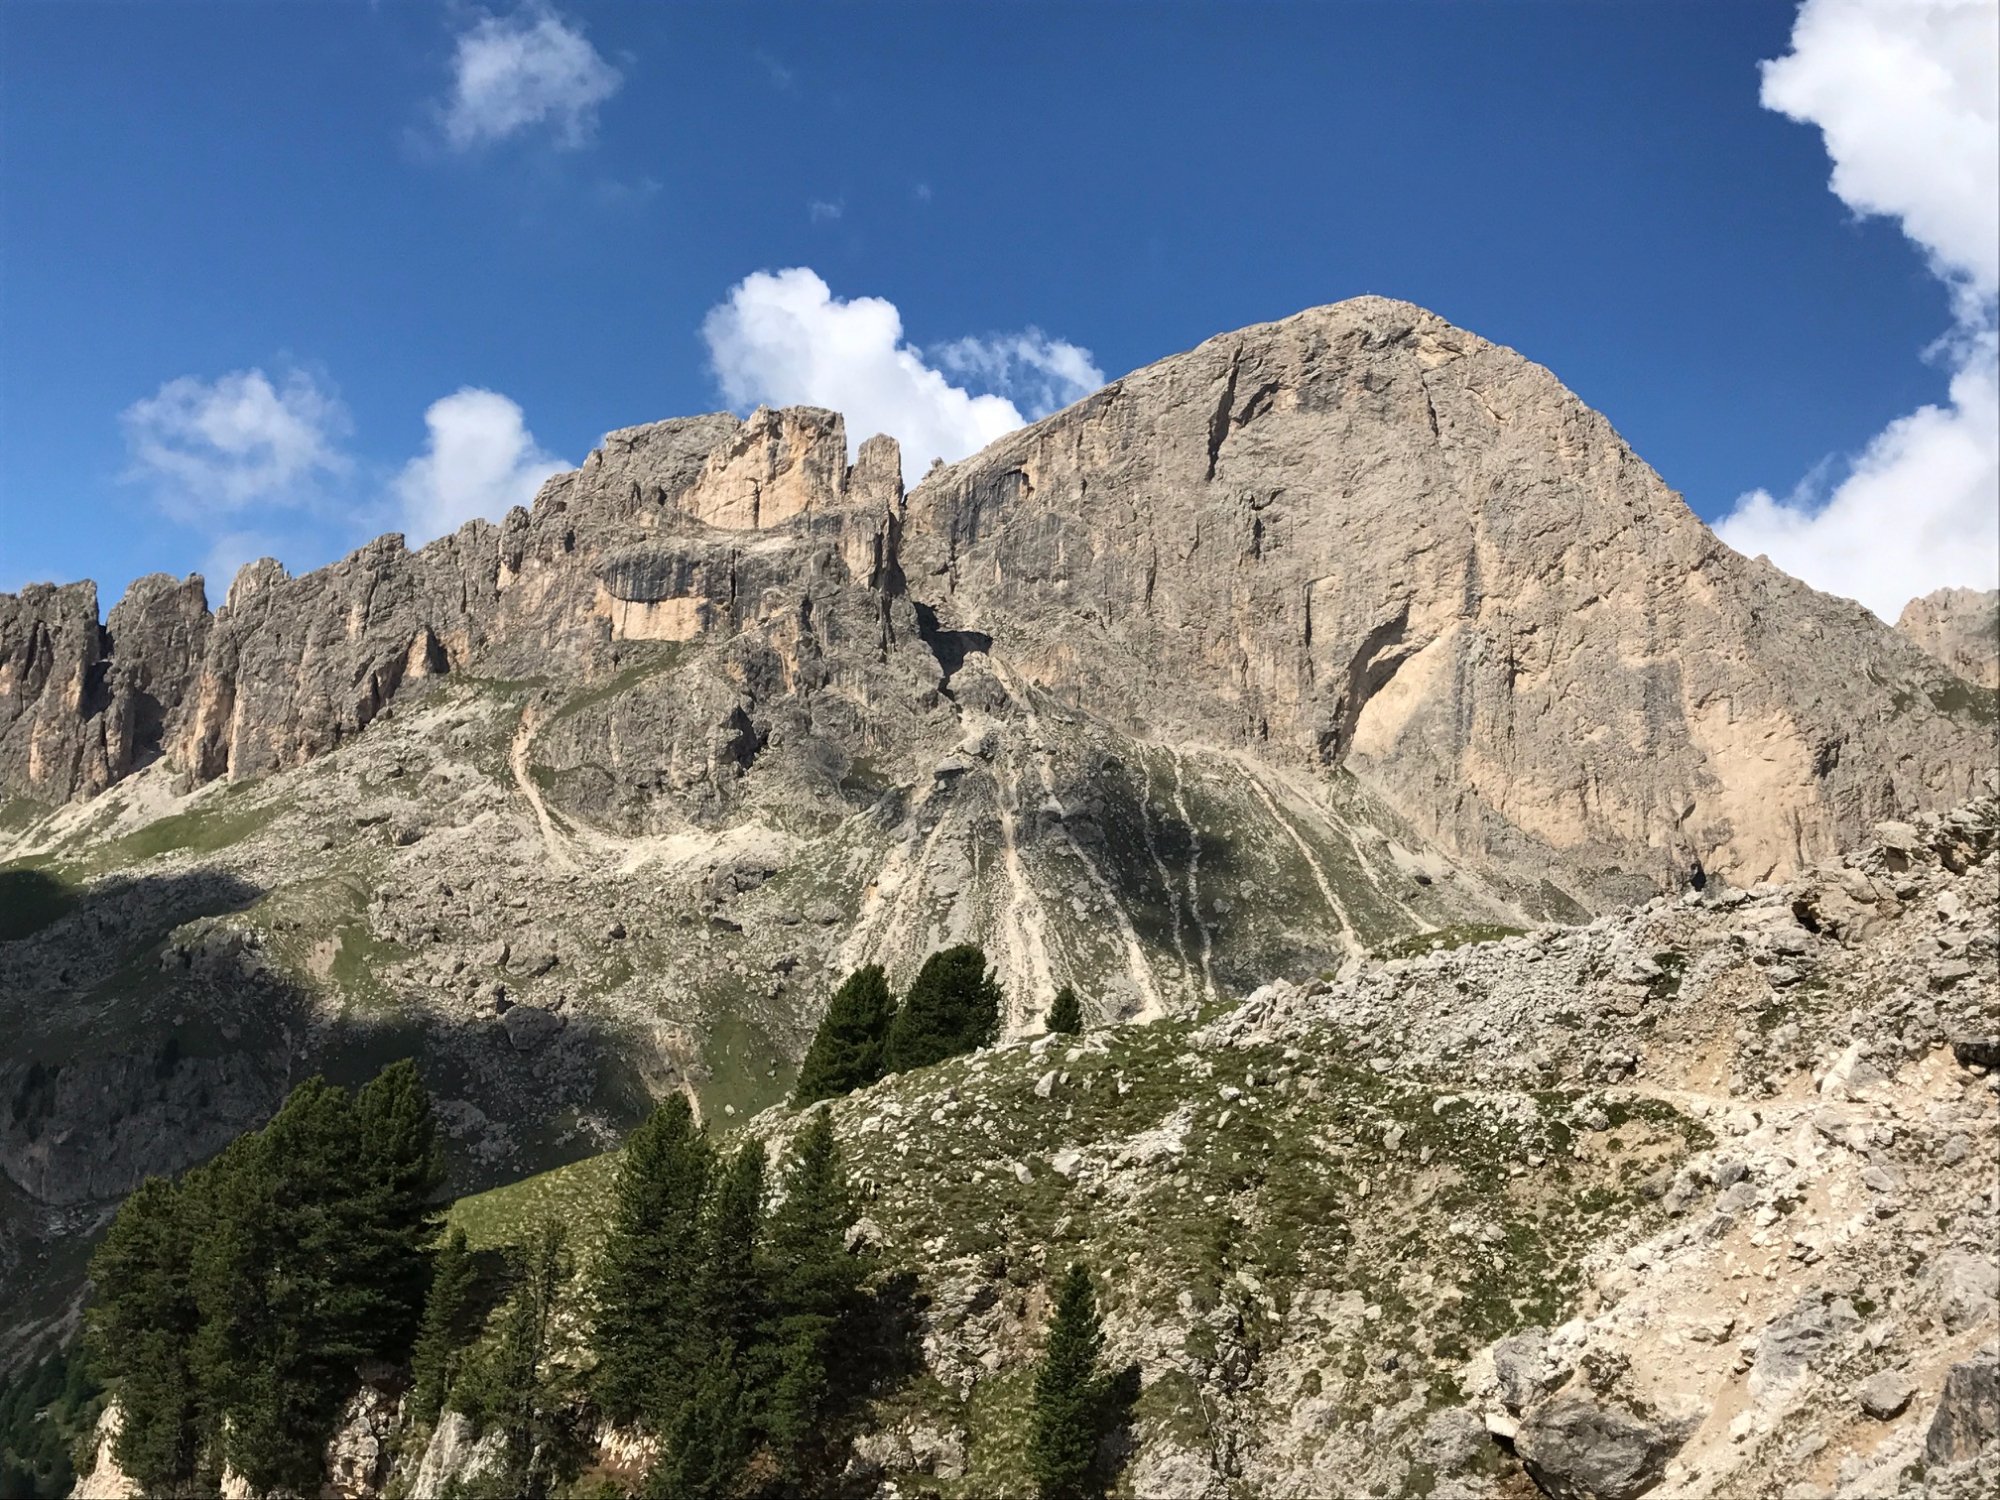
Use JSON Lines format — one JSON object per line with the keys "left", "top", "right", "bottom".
{"left": 2, "top": 408, "right": 907, "bottom": 802}
{"left": 898, "top": 297, "right": 1992, "bottom": 899}
{"left": 1898, "top": 586, "right": 2000, "bottom": 690}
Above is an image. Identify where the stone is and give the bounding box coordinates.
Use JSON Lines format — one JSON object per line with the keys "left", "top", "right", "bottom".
{"left": 1952, "top": 1036, "right": 2000, "bottom": 1071}
{"left": 1931, "top": 1248, "right": 1999, "bottom": 1333}
{"left": 1925, "top": 1356, "right": 1999, "bottom": 1467}
{"left": 500, "top": 1005, "right": 563, "bottom": 1051}
{"left": 1857, "top": 1370, "right": 1915, "bottom": 1419}
{"left": 1751, "top": 1294, "right": 1861, "bottom": 1399}
{"left": 1414, "top": 1406, "right": 1489, "bottom": 1473}
{"left": 1515, "top": 1394, "right": 1691, "bottom": 1500}
{"left": 1494, "top": 1328, "right": 1553, "bottom": 1413}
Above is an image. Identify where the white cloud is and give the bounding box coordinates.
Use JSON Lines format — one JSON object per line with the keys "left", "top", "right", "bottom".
{"left": 1720, "top": 336, "right": 1998, "bottom": 619}
{"left": 394, "top": 388, "right": 567, "bottom": 543}
{"left": 701, "top": 268, "right": 1102, "bottom": 485}
{"left": 1717, "top": 0, "right": 1999, "bottom": 620}
{"left": 1760, "top": 0, "right": 1997, "bottom": 308}
{"left": 808, "top": 198, "right": 844, "bottom": 224}
{"left": 121, "top": 368, "right": 350, "bottom": 520}
{"left": 439, "top": 3, "right": 622, "bottom": 151}
{"left": 932, "top": 330, "right": 1105, "bottom": 421}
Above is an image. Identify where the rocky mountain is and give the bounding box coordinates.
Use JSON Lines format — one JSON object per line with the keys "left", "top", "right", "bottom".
{"left": 2, "top": 296, "right": 1995, "bottom": 1410}
{"left": 1899, "top": 587, "right": 2000, "bottom": 691}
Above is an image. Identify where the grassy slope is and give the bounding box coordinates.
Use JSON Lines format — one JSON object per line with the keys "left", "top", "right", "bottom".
{"left": 440, "top": 1008, "right": 1709, "bottom": 1497}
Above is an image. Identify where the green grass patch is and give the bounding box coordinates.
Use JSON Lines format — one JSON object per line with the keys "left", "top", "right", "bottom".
{"left": 1375, "top": 924, "right": 1526, "bottom": 961}
{"left": 548, "top": 645, "right": 687, "bottom": 725}
{"left": 0, "top": 866, "right": 74, "bottom": 942}
{"left": 89, "top": 798, "right": 278, "bottom": 868}
{"left": 448, "top": 1150, "right": 620, "bottom": 1256}
{"left": 1928, "top": 678, "right": 1998, "bottom": 725}
{"left": 697, "top": 1007, "right": 796, "bottom": 1124}
{"left": 326, "top": 924, "right": 416, "bottom": 1009}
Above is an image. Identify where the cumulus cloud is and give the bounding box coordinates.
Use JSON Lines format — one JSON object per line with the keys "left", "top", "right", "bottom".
{"left": 122, "top": 368, "right": 350, "bottom": 520}
{"left": 1716, "top": 0, "right": 1999, "bottom": 620}
{"left": 394, "top": 388, "right": 567, "bottom": 543}
{"left": 438, "top": 2, "right": 622, "bottom": 151}
{"left": 701, "top": 267, "right": 1103, "bottom": 485}
{"left": 933, "top": 331, "right": 1106, "bottom": 422}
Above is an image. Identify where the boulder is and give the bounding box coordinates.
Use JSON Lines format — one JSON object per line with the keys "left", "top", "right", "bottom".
{"left": 1494, "top": 1328, "right": 1554, "bottom": 1413}
{"left": 1925, "top": 1356, "right": 1999, "bottom": 1467}
{"left": 1856, "top": 1369, "right": 1915, "bottom": 1420}
{"left": 1932, "top": 1249, "right": 1999, "bottom": 1334}
{"left": 501, "top": 1004, "right": 564, "bottom": 1051}
{"left": 1750, "top": 1292, "right": 1860, "bottom": 1398}
{"left": 1414, "top": 1406, "right": 1490, "bottom": 1473}
{"left": 1515, "top": 1394, "right": 1690, "bottom": 1500}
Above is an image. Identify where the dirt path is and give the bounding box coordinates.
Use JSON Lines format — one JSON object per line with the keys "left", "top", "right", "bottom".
{"left": 509, "top": 707, "right": 578, "bottom": 873}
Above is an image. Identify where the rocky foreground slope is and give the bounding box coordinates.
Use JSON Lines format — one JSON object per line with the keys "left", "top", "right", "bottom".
{"left": 67, "top": 784, "right": 2000, "bottom": 1499}
{"left": 3, "top": 297, "right": 1996, "bottom": 1373}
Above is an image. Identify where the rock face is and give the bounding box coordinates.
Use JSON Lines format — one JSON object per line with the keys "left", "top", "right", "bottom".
{"left": 5, "top": 299, "right": 1989, "bottom": 888}
{"left": 1926, "top": 1356, "right": 1999, "bottom": 1467}
{"left": 901, "top": 298, "right": 1990, "bottom": 899}
{"left": 1899, "top": 586, "right": 2000, "bottom": 690}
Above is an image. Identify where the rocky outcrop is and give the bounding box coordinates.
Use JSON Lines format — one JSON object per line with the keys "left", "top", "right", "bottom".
{"left": 4, "top": 406, "right": 909, "bottom": 800}
{"left": 1927, "top": 1355, "right": 1999, "bottom": 1467}
{"left": 1514, "top": 1394, "right": 1690, "bottom": 1500}
{"left": 1899, "top": 586, "right": 2000, "bottom": 690}
{"left": 8, "top": 300, "right": 1991, "bottom": 897}
{"left": 900, "top": 297, "right": 1992, "bottom": 900}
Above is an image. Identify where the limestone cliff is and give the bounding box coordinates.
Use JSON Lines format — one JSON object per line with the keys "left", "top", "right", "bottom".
{"left": 1898, "top": 586, "right": 2000, "bottom": 690}
{"left": 900, "top": 296, "right": 1990, "bottom": 899}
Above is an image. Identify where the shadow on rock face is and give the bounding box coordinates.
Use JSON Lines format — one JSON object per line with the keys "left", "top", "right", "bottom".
{"left": 0, "top": 862, "right": 652, "bottom": 1364}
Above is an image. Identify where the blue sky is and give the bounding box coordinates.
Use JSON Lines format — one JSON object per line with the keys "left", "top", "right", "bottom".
{"left": 2, "top": 1, "right": 1994, "bottom": 617}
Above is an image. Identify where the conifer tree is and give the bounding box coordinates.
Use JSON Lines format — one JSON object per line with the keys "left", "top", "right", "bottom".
{"left": 793, "top": 964, "right": 896, "bottom": 1104}
{"left": 884, "top": 944, "right": 1002, "bottom": 1072}
{"left": 1029, "top": 1263, "right": 1107, "bottom": 1500}
{"left": 644, "top": 1344, "right": 751, "bottom": 1500}
{"left": 191, "top": 1078, "right": 375, "bottom": 1496}
{"left": 410, "top": 1227, "right": 480, "bottom": 1427}
{"left": 697, "top": 1143, "right": 766, "bottom": 1367}
{"left": 591, "top": 1094, "right": 714, "bottom": 1430}
{"left": 87, "top": 1176, "right": 201, "bottom": 1492}
{"left": 760, "top": 1114, "right": 867, "bottom": 1481}
{"left": 464, "top": 1219, "right": 574, "bottom": 1497}
{"left": 351, "top": 1059, "right": 444, "bottom": 1359}
{"left": 1046, "top": 985, "right": 1083, "bottom": 1035}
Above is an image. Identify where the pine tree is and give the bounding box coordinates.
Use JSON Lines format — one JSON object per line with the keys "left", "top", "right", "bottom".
{"left": 793, "top": 965, "right": 896, "bottom": 1104}
{"left": 1045, "top": 985, "right": 1083, "bottom": 1035}
{"left": 885, "top": 944, "right": 1002, "bottom": 1072}
{"left": 410, "top": 1228, "right": 480, "bottom": 1427}
{"left": 87, "top": 1176, "right": 200, "bottom": 1492}
{"left": 644, "top": 1343, "right": 750, "bottom": 1500}
{"left": 461, "top": 1219, "right": 574, "bottom": 1497}
{"left": 351, "top": 1059, "right": 445, "bottom": 1360}
{"left": 760, "top": 1114, "right": 866, "bottom": 1482}
{"left": 591, "top": 1093, "right": 714, "bottom": 1430}
{"left": 696, "top": 1143, "right": 766, "bottom": 1368}
{"left": 1029, "top": 1263, "right": 1107, "bottom": 1500}
{"left": 191, "top": 1077, "right": 376, "bottom": 1496}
